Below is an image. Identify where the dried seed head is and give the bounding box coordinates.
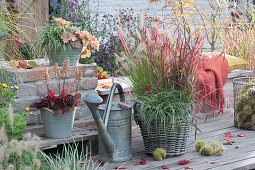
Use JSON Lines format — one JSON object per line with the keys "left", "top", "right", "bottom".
{"left": 43, "top": 67, "right": 50, "bottom": 81}
{"left": 54, "top": 63, "right": 60, "bottom": 77}
{"left": 33, "top": 158, "right": 41, "bottom": 168}
{"left": 31, "top": 135, "right": 41, "bottom": 142}
{"left": 23, "top": 133, "right": 32, "bottom": 140}
{"left": 17, "top": 142, "right": 24, "bottom": 156}
{"left": 7, "top": 164, "right": 14, "bottom": 170}
{"left": 0, "top": 125, "right": 8, "bottom": 145}
{"left": 8, "top": 104, "right": 13, "bottom": 128}
{"left": 0, "top": 146, "right": 5, "bottom": 161}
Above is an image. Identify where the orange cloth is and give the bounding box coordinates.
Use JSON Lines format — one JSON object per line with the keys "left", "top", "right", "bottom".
{"left": 196, "top": 53, "right": 229, "bottom": 114}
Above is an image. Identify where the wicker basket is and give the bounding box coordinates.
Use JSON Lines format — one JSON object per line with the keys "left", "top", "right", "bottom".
{"left": 233, "top": 77, "right": 255, "bottom": 130}
{"left": 133, "top": 102, "right": 193, "bottom": 156}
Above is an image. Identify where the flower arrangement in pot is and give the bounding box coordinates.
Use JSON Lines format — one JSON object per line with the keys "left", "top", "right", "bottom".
{"left": 117, "top": 20, "right": 207, "bottom": 156}
{"left": 35, "top": 18, "right": 99, "bottom": 66}
{"left": 32, "top": 60, "right": 82, "bottom": 138}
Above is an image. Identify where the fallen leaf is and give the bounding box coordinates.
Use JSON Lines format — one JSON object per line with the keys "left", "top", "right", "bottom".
{"left": 178, "top": 159, "right": 190, "bottom": 165}
{"left": 134, "top": 158, "right": 146, "bottom": 166}
{"left": 161, "top": 165, "right": 168, "bottom": 169}
{"left": 80, "top": 133, "right": 87, "bottom": 135}
{"left": 114, "top": 167, "right": 127, "bottom": 169}
{"left": 208, "top": 161, "right": 216, "bottom": 164}
{"left": 224, "top": 132, "right": 234, "bottom": 138}
{"left": 224, "top": 137, "right": 231, "bottom": 141}
{"left": 28, "top": 61, "right": 38, "bottom": 67}
{"left": 102, "top": 85, "right": 110, "bottom": 89}
{"left": 237, "top": 133, "right": 245, "bottom": 137}
{"left": 98, "top": 161, "right": 104, "bottom": 167}
{"left": 236, "top": 145, "right": 240, "bottom": 149}
{"left": 184, "top": 167, "right": 193, "bottom": 170}
{"left": 231, "top": 140, "right": 235, "bottom": 143}
{"left": 223, "top": 142, "right": 233, "bottom": 145}
{"left": 118, "top": 103, "right": 129, "bottom": 110}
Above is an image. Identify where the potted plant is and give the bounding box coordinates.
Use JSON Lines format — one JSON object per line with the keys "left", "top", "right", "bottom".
{"left": 32, "top": 60, "right": 82, "bottom": 138}
{"left": 35, "top": 18, "right": 99, "bottom": 66}
{"left": 117, "top": 21, "right": 207, "bottom": 156}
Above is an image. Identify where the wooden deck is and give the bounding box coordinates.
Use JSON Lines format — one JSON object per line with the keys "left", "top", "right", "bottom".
{"left": 107, "top": 112, "right": 255, "bottom": 170}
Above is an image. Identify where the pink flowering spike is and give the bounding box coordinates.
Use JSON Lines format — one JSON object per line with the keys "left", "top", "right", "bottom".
{"left": 161, "top": 165, "right": 169, "bottom": 169}
{"left": 224, "top": 132, "right": 234, "bottom": 138}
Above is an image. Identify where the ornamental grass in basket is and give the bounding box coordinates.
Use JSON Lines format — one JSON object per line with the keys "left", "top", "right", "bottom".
{"left": 117, "top": 18, "right": 208, "bottom": 155}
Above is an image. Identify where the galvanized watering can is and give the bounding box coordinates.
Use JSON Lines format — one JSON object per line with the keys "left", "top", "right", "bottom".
{"left": 83, "top": 83, "right": 132, "bottom": 162}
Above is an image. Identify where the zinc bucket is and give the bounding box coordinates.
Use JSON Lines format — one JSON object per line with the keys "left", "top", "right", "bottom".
{"left": 49, "top": 48, "right": 81, "bottom": 66}
{"left": 40, "top": 108, "right": 75, "bottom": 138}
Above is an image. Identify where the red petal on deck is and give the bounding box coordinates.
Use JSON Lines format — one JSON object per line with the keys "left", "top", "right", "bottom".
{"left": 178, "top": 159, "right": 190, "bottom": 165}
{"left": 134, "top": 158, "right": 146, "bottom": 165}
{"left": 237, "top": 133, "right": 245, "bottom": 137}
{"left": 224, "top": 132, "right": 234, "bottom": 138}
{"left": 161, "top": 165, "right": 169, "bottom": 169}
{"left": 114, "top": 167, "right": 127, "bottom": 169}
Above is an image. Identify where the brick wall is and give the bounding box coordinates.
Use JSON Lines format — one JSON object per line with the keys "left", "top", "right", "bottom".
{"left": 0, "top": 59, "right": 98, "bottom": 125}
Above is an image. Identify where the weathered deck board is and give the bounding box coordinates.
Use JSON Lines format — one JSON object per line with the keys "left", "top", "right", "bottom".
{"left": 27, "top": 127, "right": 97, "bottom": 150}
{"left": 107, "top": 113, "right": 255, "bottom": 170}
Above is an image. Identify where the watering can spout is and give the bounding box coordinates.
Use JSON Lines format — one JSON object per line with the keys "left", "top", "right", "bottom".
{"left": 82, "top": 93, "right": 115, "bottom": 155}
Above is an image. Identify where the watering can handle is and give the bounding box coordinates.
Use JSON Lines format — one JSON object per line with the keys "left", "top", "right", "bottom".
{"left": 103, "top": 83, "right": 125, "bottom": 128}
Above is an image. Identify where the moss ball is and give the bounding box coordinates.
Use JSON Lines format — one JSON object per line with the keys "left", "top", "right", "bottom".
{"left": 215, "top": 148, "right": 225, "bottom": 156}
{"left": 235, "top": 101, "right": 244, "bottom": 112}
{"left": 200, "top": 146, "right": 213, "bottom": 156}
{"left": 210, "top": 141, "right": 222, "bottom": 152}
{"left": 153, "top": 148, "right": 166, "bottom": 161}
{"left": 195, "top": 140, "right": 206, "bottom": 152}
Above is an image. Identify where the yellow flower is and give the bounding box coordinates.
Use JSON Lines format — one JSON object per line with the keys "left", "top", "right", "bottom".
{"left": 10, "top": 86, "right": 13, "bottom": 89}
{"left": 189, "top": 0, "right": 194, "bottom": 5}
{"left": 92, "top": 63, "right": 97, "bottom": 66}
{"left": 29, "top": 112, "right": 33, "bottom": 115}
{"left": 25, "top": 107, "right": 29, "bottom": 111}
{"left": 189, "top": 11, "right": 194, "bottom": 15}
{"left": 15, "top": 86, "right": 19, "bottom": 90}
{"left": 2, "top": 83, "right": 7, "bottom": 88}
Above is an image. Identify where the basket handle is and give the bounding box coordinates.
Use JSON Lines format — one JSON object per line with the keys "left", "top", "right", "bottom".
{"left": 103, "top": 83, "right": 125, "bottom": 128}
{"left": 41, "top": 107, "right": 56, "bottom": 116}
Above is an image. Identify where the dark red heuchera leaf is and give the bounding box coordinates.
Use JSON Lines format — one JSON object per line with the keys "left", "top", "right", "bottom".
{"left": 184, "top": 167, "right": 193, "bottom": 170}
{"left": 118, "top": 103, "right": 128, "bottom": 110}
{"left": 224, "top": 132, "right": 234, "bottom": 138}
{"left": 31, "top": 92, "right": 80, "bottom": 115}
{"left": 114, "top": 167, "right": 127, "bottom": 169}
{"left": 161, "top": 165, "right": 169, "bottom": 169}
{"left": 134, "top": 158, "right": 146, "bottom": 166}
{"left": 178, "top": 159, "right": 190, "bottom": 165}
{"left": 145, "top": 85, "right": 152, "bottom": 94}
{"left": 237, "top": 133, "right": 245, "bottom": 137}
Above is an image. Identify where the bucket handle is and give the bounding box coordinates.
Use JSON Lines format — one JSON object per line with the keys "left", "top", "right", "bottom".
{"left": 41, "top": 107, "right": 56, "bottom": 116}
{"left": 103, "top": 83, "right": 125, "bottom": 128}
